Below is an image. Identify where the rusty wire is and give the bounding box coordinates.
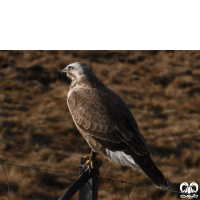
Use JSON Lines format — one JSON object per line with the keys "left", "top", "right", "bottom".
{"left": 1, "top": 161, "right": 182, "bottom": 200}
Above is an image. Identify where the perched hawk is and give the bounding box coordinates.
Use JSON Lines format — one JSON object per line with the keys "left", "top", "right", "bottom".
{"left": 62, "top": 62, "right": 168, "bottom": 189}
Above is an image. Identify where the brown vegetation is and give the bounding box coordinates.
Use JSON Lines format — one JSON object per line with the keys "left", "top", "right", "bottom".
{"left": 0, "top": 50, "right": 200, "bottom": 200}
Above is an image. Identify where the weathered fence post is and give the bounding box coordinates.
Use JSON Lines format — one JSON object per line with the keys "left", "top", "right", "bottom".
{"left": 79, "top": 158, "right": 100, "bottom": 200}
{"left": 57, "top": 157, "right": 101, "bottom": 200}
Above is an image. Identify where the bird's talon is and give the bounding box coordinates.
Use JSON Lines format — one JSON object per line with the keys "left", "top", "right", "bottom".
{"left": 91, "top": 161, "right": 94, "bottom": 169}
{"left": 83, "top": 160, "right": 91, "bottom": 169}
{"left": 84, "top": 155, "right": 90, "bottom": 160}
{"left": 82, "top": 156, "right": 102, "bottom": 169}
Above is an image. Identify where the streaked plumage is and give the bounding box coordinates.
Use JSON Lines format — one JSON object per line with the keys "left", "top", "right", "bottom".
{"left": 62, "top": 62, "right": 168, "bottom": 189}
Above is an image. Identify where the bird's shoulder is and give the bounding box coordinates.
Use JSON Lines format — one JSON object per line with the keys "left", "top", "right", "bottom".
{"left": 71, "top": 83, "right": 120, "bottom": 103}
{"left": 68, "top": 83, "right": 136, "bottom": 118}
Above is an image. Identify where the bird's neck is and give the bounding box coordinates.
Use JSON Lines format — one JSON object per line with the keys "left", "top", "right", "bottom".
{"left": 69, "top": 71, "right": 106, "bottom": 90}
{"left": 70, "top": 78, "right": 78, "bottom": 88}
{"left": 79, "top": 73, "right": 106, "bottom": 90}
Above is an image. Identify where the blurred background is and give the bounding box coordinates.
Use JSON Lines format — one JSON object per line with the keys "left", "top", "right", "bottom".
{"left": 0, "top": 50, "right": 200, "bottom": 200}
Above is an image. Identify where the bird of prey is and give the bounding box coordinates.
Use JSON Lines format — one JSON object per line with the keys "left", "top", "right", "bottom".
{"left": 62, "top": 62, "right": 168, "bottom": 189}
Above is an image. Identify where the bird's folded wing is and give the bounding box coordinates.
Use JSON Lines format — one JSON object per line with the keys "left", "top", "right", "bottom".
{"left": 68, "top": 86, "right": 148, "bottom": 155}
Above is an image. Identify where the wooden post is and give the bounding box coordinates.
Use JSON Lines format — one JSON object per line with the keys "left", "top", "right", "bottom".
{"left": 57, "top": 158, "right": 100, "bottom": 200}
{"left": 79, "top": 158, "right": 100, "bottom": 200}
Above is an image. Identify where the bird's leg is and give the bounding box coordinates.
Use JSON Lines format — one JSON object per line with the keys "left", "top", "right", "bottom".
{"left": 83, "top": 150, "right": 102, "bottom": 169}
{"left": 83, "top": 151, "right": 97, "bottom": 169}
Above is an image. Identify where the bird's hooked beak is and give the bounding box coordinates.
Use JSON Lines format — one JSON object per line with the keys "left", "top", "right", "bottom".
{"left": 61, "top": 67, "right": 68, "bottom": 76}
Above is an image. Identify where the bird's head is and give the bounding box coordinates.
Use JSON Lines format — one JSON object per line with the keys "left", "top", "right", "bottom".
{"left": 61, "top": 62, "right": 91, "bottom": 82}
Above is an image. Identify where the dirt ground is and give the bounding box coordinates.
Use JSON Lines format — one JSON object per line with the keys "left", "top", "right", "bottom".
{"left": 0, "top": 50, "right": 200, "bottom": 200}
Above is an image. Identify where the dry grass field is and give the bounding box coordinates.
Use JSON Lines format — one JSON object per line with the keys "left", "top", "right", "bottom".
{"left": 0, "top": 50, "right": 200, "bottom": 200}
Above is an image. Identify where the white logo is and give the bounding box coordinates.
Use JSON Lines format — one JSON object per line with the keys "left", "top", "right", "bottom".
{"left": 180, "top": 182, "right": 198, "bottom": 199}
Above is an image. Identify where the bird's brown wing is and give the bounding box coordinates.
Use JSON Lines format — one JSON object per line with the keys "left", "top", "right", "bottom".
{"left": 68, "top": 85, "right": 148, "bottom": 155}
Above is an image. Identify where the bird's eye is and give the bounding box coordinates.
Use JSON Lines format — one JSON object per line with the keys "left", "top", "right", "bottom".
{"left": 68, "top": 66, "right": 75, "bottom": 70}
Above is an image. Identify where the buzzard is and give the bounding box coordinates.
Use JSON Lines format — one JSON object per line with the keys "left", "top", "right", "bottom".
{"left": 62, "top": 62, "right": 168, "bottom": 189}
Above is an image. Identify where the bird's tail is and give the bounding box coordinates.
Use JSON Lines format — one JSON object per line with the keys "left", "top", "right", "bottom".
{"left": 126, "top": 151, "right": 168, "bottom": 189}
